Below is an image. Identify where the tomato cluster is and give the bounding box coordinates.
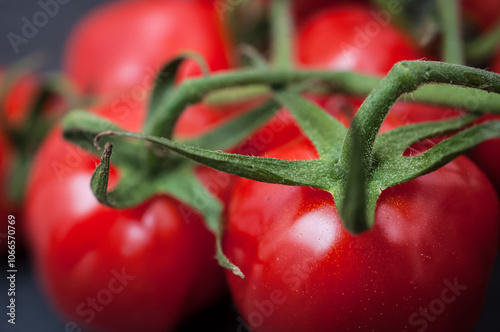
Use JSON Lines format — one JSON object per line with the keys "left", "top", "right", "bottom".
{"left": 1, "top": 0, "right": 499, "bottom": 331}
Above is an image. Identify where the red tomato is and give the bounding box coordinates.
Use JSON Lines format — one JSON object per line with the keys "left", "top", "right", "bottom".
{"left": 462, "top": 0, "right": 500, "bottom": 31}
{"left": 63, "top": 0, "right": 234, "bottom": 95}
{"left": 25, "top": 94, "right": 234, "bottom": 331}
{"left": 224, "top": 136, "right": 499, "bottom": 332}
{"left": 296, "top": 4, "right": 424, "bottom": 75}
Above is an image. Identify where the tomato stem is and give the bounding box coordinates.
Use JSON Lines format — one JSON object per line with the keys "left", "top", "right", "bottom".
{"left": 91, "top": 142, "right": 113, "bottom": 206}
{"left": 146, "top": 66, "right": 500, "bottom": 143}
{"left": 437, "top": 0, "right": 464, "bottom": 64}
{"left": 270, "top": 0, "right": 294, "bottom": 69}
{"left": 342, "top": 61, "right": 500, "bottom": 170}
{"left": 239, "top": 44, "right": 269, "bottom": 69}
{"left": 64, "top": 60, "right": 500, "bottom": 241}
{"left": 465, "top": 19, "right": 500, "bottom": 62}
{"left": 203, "top": 84, "right": 270, "bottom": 107}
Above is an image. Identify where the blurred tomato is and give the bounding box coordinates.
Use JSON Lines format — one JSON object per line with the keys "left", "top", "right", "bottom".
{"left": 64, "top": 0, "right": 234, "bottom": 95}
{"left": 296, "top": 4, "right": 423, "bottom": 75}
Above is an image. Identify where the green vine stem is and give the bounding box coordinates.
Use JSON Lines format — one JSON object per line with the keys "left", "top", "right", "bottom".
{"left": 63, "top": 92, "right": 279, "bottom": 278}
{"left": 436, "top": 0, "right": 464, "bottom": 64}
{"left": 371, "top": 0, "right": 413, "bottom": 37}
{"left": 465, "top": 19, "right": 500, "bottom": 62}
{"left": 203, "top": 84, "right": 270, "bottom": 107}
{"left": 341, "top": 60, "right": 500, "bottom": 171}
{"left": 65, "top": 59, "right": 500, "bottom": 276}
{"left": 338, "top": 60, "right": 500, "bottom": 227}
{"left": 144, "top": 67, "right": 500, "bottom": 142}
{"left": 89, "top": 112, "right": 498, "bottom": 234}
{"left": 239, "top": 44, "right": 269, "bottom": 69}
{"left": 270, "top": 0, "right": 294, "bottom": 69}
{"left": 119, "top": 61, "right": 500, "bottom": 230}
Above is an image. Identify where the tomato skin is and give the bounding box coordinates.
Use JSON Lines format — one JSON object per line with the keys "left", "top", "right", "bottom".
{"left": 296, "top": 4, "right": 424, "bottom": 75}
{"left": 63, "top": 0, "right": 234, "bottom": 95}
{"left": 224, "top": 137, "right": 499, "bottom": 332}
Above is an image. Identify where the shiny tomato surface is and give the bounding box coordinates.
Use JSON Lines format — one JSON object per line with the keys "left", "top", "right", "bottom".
{"left": 224, "top": 136, "right": 499, "bottom": 332}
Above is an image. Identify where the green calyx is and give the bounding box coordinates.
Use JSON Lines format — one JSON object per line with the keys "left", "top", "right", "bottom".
{"left": 67, "top": 60, "right": 500, "bottom": 236}
{"left": 63, "top": 55, "right": 284, "bottom": 279}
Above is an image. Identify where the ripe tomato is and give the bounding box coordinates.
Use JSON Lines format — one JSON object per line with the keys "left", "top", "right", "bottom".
{"left": 63, "top": 0, "right": 234, "bottom": 95}
{"left": 224, "top": 135, "right": 499, "bottom": 332}
{"left": 296, "top": 4, "right": 424, "bottom": 75}
{"left": 25, "top": 94, "right": 235, "bottom": 331}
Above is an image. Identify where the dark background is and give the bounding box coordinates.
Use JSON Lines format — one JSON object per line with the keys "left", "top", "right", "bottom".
{"left": 0, "top": 1, "right": 499, "bottom": 331}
